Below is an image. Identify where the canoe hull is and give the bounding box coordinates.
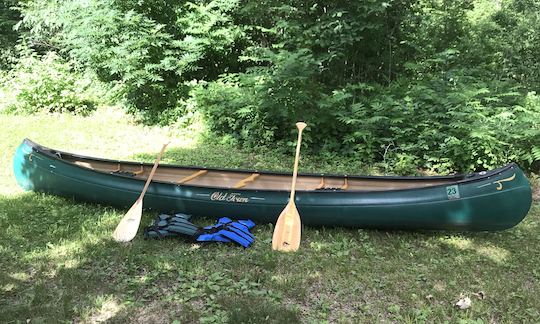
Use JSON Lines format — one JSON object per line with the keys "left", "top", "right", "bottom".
{"left": 13, "top": 139, "right": 532, "bottom": 230}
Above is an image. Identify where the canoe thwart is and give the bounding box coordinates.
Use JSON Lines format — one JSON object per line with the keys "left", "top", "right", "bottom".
{"left": 133, "top": 165, "right": 144, "bottom": 175}
{"left": 342, "top": 177, "right": 349, "bottom": 190}
{"left": 234, "top": 173, "right": 260, "bottom": 188}
{"left": 315, "top": 177, "right": 325, "bottom": 190}
{"left": 178, "top": 170, "right": 208, "bottom": 184}
{"left": 111, "top": 163, "right": 144, "bottom": 177}
{"left": 314, "top": 177, "right": 348, "bottom": 190}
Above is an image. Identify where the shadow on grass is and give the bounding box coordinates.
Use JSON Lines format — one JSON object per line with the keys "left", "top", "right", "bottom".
{"left": 1, "top": 185, "right": 538, "bottom": 322}
{"left": 0, "top": 192, "right": 303, "bottom": 323}
{"left": 0, "top": 192, "right": 126, "bottom": 320}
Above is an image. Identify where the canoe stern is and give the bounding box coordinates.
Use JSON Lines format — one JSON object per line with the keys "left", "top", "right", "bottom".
{"left": 13, "top": 140, "right": 36, "bottom": 191}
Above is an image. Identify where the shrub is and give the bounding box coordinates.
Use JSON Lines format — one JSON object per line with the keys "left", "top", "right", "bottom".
{"left": 194, "top": 49, "right": 322, "bottom": 148}
{"left": 1, "top": 51, "right": 96, "bottom": 115}
{"left": 18, "top": 0, "right": 246, "bottom": 124}
{"left": 0, "top": 0, "right": 20, "bottom": 70}
{"left": 14, "top": 0, "right": 540, "bottom": 173}
{"left": 196, "top": 69, "right": 540, "bottom": 173}
{"left": 333, "top": 74, "right": 540, "bottom": 173}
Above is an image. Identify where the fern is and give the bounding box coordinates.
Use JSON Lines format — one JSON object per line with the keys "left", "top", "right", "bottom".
{"left": 532, "top": 147, "right": 540, "bottom": 162}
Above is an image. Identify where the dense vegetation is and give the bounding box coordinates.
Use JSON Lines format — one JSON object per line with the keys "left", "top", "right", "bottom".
{"left": 1, "top": 0, "right": 539, "bottom": 173}
{"left": 0, "top": 0, "right": 19, "bottom": 68}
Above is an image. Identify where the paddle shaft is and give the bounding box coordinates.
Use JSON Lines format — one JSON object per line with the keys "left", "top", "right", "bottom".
{"left": 137, "top": 143, "right": 168, "bottom": 201}
{"left": 113, "top": 142, "right": 169, "bottom": 242}
{"left": 289, "top": 122, "right": 306, "bottom": 202}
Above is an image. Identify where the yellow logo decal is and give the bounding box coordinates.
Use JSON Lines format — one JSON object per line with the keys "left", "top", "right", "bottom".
{"left": 493, "top": 173, "right": 516, "bottom": 191}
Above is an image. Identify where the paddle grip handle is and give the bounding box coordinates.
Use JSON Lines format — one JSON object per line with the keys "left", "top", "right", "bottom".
{"left": 296, "top": 122, "right": 307, "bottom": 131}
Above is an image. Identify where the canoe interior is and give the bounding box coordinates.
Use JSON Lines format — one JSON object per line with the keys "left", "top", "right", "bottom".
{"left": 57, "top": 152, "right": 464, "bottom": 192}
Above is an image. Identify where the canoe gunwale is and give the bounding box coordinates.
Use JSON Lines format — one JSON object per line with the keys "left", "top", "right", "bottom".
{"left": 21, "top": 138, "right": 521, "bottom": 194}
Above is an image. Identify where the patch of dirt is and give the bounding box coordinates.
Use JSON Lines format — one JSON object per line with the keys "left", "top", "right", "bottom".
{"left": 528, "top": 173, "right": 540, "bottom": 201}
{"left": 298, "top": 278, "right": 383, "bottom": 322}
{"left": 532, "top": 186, "right": 539, "bottom": 201}
{"left": 87, "top": 299, "right": 123, "bottom": 323}
{"left": 122, "top": 300, "right": 195, "bottom": 324}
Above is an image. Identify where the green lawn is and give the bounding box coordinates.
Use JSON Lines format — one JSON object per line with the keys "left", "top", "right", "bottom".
{"left": 1, "top": 111, "right": 539, "bottom": 323}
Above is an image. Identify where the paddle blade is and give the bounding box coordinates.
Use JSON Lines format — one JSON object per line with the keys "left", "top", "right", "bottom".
{"left": 113, "top": 198, "right": 143, "bottom": 242}
{"left": 272, "top": 202, "right": 301, "bottom": 252}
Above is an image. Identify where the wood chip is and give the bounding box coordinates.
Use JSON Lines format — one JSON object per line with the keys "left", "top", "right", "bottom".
{"left": 455, "top": 296, "right": 472, "bottom": 310}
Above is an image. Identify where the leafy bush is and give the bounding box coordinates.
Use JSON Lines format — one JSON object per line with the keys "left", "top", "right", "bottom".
{"left": 334, "top": 75, "right": 540, "bottom": 173}
{"left": 1, "top": 52, "right": 96, "bottom": 115}
{"left": 194, "top": 49, "right": 322, "bottom": 148}
{"left": 196, "top": 69, "right": 540, "bottom": 173}
{"left": 13, "top": 0, "right": 540, "bottom": 172}
{"left": 464, "top": 0, "right": 540, "bottom": 91}
{"left": 0, "top": 0, "right": 20, "bottom": 69}
{"left": 18, "top": 0, "right": 246, "bottom": 124}
{"left": 193, "top": 0, "right": 540, "bottom": 173}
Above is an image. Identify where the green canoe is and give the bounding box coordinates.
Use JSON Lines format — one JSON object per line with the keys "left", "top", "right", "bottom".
{"left": 13, "top": 139, "right": 532, "bottom": 230}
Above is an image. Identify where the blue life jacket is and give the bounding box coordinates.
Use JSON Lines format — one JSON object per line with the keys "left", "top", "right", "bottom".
{"left": 196, "top": 217, "right": 256, "bottom": 248}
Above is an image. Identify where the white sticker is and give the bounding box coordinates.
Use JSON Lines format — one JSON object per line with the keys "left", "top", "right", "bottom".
{"left": 446, "top": 185, "right": 460, "bottom": 200}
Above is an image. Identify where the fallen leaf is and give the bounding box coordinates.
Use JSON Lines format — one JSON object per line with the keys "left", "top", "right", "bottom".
{"left": 473, "top": 291, "right": 486, "bottom": 300}
{"left": 434, "top": 281, "right": 445, "bottom": 291}
{"left": 455, "top": 296, "right": 472, "bottom": 310}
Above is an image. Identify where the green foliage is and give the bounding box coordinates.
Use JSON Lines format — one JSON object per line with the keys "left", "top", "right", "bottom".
{"left": 335, "top": 76, "right": 540, "bottom": 173}
{"left": 200, "top": 69, "right": 540, "bottom": 173}
{"left": 1, "top": 51, "right": 97, "bottom": 115}
{"left": 195, "top": 49, "right": 322, "bottom": 148}
{"left": 18, "top": 0, "right": 246, "bottom": 124}
{"left": 0, "top": 0, "right": 20, "bottom": 69}
{"left": 464, "top": 0, "right": 540, "bottom": 90}
{"left": 194, "top": 0, "right": 540, "bottom": 172}
{"left": 8, "top": 0, "right": 540, "bottom": 172}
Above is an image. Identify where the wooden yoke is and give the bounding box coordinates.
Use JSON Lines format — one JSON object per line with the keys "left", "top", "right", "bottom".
{"left": 234, "top": 173, "right": 260, "bottom": 188}
{"left": 178, "top": 170, "right": 208, "bottom": 184}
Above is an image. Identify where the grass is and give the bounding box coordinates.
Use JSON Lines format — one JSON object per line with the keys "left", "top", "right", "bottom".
{"left": 1, "top": 109, "right": 539, "bottom": 323}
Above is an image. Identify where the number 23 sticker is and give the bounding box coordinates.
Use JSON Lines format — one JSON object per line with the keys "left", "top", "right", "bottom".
{"left": 446, "top": 185, "right": 460, "bottom": 200}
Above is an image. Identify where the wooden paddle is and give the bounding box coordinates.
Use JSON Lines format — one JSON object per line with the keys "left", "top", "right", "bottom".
{"left": 113, "top": 143, "right": 169, "bottom": 242}
{"left": 272, "top": 122, "right": 307, "bottom": 252}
